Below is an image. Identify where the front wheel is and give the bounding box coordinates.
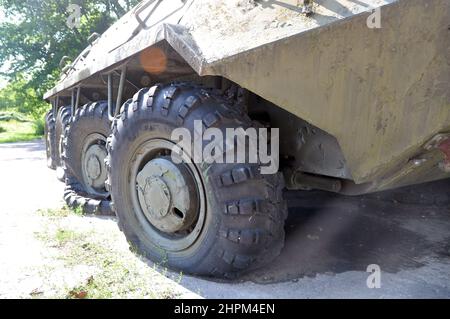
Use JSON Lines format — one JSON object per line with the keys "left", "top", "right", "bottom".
{"left": 106, "top": 83, "right": 287, "bottom": 277}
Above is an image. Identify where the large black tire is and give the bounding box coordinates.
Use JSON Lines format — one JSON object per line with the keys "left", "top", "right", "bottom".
{"left": 55, "top": 105, "right": 72, "bottom": 167}
{"left": 106, "top": 83, "right": 287, "bottom": 277}
{"left": 61, "top": 101, "right": 114, "bottom": 215}
{"left": 44, "top": 109, "right": 56, "bottom": 169}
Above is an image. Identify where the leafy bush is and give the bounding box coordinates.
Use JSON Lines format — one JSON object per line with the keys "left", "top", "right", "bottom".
{"left": 0, "top": 125, "right": 6, "bottom": 133}
{"left": 33, "top": 116, "right": 45, "bottom": 136}
{"left": 0, "top": 76, "right": 48, "bottom": 120}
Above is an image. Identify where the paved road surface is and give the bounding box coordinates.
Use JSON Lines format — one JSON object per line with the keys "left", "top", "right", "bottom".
{"left": 0, "top": 140, "right": 449, "bottom": 298}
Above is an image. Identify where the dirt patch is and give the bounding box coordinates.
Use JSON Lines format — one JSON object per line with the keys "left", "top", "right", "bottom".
{"left": 0, "top": 141, "right": 197, "bottom": 299}
{"left": 31, "top": 206, "right": 198, "bottom": 299}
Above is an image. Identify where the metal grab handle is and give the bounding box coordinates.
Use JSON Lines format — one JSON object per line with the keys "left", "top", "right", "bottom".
{"left": 59, "top": 56, "right": 71, "bottom": 68}
{"left": 87, "top": 32, "right": 100, "bottom": 45}
{"left": 134, "top": 0, "right": 161, "bottom": 29}
{"left": 61, "top": 64, "right": 74, "bottom": 74}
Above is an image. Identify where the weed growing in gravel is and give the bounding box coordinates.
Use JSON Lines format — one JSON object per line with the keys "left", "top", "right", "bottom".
{"left": 37, "top": 205, "right": 84, "bottom": 218}
{"left": 55, "top": 229, "right": 81, "bottom": 246}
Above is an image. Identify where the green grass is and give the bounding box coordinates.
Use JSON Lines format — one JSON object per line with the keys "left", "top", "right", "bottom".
{"left": 55, "top": 229, "right": 82, "bottom": 246}
{"left": 59, "top": 239, "right": 178, "bottom": 299}
{"left": 37, "top": 205, "right": 84, "bottom": 218}
{"left": 0, "top": 119, "right": 42, "bottom": 143}
{"left": 0, "top": 110, "right": 44, "bottom": 143}
{"left": 34, "top": 206, "right": 186, "bottom": 299}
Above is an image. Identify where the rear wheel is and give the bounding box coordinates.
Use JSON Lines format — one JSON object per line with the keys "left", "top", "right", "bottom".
{"left": 61, "top": 101, "right": 113, "bottom": 215}
{"left": 106, "top": 83, "right": 287, "bottom": 277}
{"left": 55, "top": 105, "right": 72, "bottom": 165}
{"left": 44, "top": 109, "right": 56, "bottom": 169}
{"left": 55, "top": 105, "right": 72, "bottom": 180}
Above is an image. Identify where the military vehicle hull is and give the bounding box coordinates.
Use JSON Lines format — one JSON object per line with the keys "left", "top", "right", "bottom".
{"left": 45, "top": 0, "right": 450, "bottom": 194}
{"left": 43, "top": 0, "right": 450, "bottom": 276}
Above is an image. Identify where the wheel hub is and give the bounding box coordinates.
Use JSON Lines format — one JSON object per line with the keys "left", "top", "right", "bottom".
{"left": 86, "top": 153, "right": 102, "bottom": 180}
{"left": 141, "top": 176, "right": 171, "bottom": 218}
{"left": 82, "top": 141, "right": 108, "bottom": 192}
{"left": 136, "top": 157, "right": 198, "bottom": 234}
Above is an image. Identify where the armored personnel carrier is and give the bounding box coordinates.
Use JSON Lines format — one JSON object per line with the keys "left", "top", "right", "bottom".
{"left": 44, "top": 0, "right": 450, "bottom": 277}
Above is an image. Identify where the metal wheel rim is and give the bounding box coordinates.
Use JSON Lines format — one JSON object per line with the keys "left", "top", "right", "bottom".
{"left": 129, "top": 138, "right": 206, "bottom": 252}
{"left": 81, "top": 133, "right": 109, "bottom": 198}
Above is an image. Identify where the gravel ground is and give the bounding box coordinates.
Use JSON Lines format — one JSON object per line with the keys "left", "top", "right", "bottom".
{"left": 0, "top": 140, "right": 449, "bottom": 298}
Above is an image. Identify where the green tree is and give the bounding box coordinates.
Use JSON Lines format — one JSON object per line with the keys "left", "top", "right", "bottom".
{"left": 0, "top": 74, "right": 47, "bottom": 118}
{"left": 0, "top": 0, "right": 139, "bottom": 112}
